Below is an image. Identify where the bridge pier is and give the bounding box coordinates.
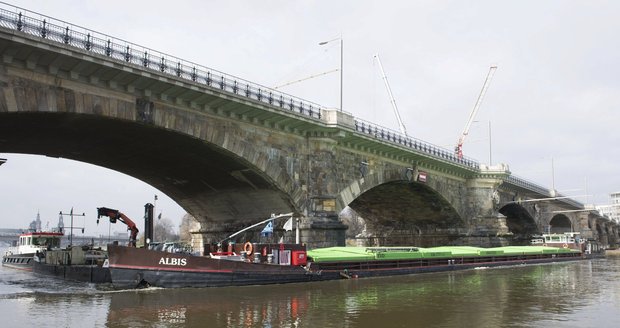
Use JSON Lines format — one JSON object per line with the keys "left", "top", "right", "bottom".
{"left": 298, "top": 216, "right": 348, "bottom": 249}
{"left": 188, "top": 214, "right": 347, "bottom": 254}
{"left": 465, "top": 174, "right": 511, "bottom": 242}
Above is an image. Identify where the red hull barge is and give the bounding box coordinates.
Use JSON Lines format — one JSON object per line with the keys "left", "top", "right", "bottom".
{"left": 107, "top": 244, "right": 320, "bottom": 288}
{"left": 107, "top": 244, "right": 586, "bottom": 289}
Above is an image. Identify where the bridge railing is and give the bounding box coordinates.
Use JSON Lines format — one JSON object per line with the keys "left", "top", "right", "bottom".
{"left": 504, "top": 175, "right": 584, "bottom": 209}
{"left": 0, "top": 3, "right": 322, "bottom": 120}
{"left": 354, "top": 118, "right": 480, "bottom": 169}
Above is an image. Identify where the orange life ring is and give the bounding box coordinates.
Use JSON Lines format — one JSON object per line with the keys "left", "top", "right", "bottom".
{"left": 243, "top": 242, "right": 253, "bottom": 255}
{"left": 562, "top": 244, "right": 568, "bottom": 249}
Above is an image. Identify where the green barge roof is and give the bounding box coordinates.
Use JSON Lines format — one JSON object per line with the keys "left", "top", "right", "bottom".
{"left": 307, "top": 246, "right": 579, "bottom": 263}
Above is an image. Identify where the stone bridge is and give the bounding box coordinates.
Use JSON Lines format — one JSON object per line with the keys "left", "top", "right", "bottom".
{"left": 0, "top": 6, "right": 616, "bottom": 250}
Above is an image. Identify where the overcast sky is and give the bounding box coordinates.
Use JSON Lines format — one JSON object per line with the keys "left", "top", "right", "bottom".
{"left": 1, "top": 0, "right": 618, "bottom": 234}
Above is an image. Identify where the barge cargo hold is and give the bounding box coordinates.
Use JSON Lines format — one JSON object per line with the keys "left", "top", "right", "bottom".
{"left": 33, "top": 246, "right": 111, "bottom": 283}
{"left": 107, "top": 243, "right": 584, "bottom": 289}
{"left": 307, "top": 246, "right": 583, "bottom": 279}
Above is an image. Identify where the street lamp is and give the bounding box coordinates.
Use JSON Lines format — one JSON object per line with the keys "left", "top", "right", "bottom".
{"left": 319, "top": 37, "right": 343, "bottom": 112}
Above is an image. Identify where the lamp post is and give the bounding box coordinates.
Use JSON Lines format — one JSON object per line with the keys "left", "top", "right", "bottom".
{"left": 319, "top": 37, "right": 343, "bottom": 112}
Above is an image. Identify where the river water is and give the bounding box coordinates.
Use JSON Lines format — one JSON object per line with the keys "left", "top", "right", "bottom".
{"left": 1, "top": 251, "right": 619, "bottom": 328}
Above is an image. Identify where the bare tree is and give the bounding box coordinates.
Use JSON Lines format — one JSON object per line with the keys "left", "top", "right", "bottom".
{"left": 154, "top": 217, "right": 178, "bottom": 242}
{"left": 340, "top": 207, "right": 366, "bottom": 238}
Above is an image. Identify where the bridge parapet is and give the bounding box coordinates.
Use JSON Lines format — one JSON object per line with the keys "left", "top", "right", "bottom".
{"left": 0, "top": 3, "right": 323, "bottom": 121}
{"left": 504, "top": 175, "right": 584, "bottom": 209}
{"left": 321, "top": 108, "right": 355, "bottom": 129}
{"left": 352, "top": 117, "right": 480, "bottom": 170}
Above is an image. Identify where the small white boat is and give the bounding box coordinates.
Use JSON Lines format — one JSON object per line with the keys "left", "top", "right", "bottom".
{"left": 2, "top": 230, "right": 63, "bottom": 271}
{"left": 531, "top": 232, "right": 604, "bottom": 255}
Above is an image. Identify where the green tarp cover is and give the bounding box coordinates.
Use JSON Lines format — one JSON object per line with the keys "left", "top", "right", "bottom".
{"left": 307, "top": 245, "right": 578, "bottom": 263}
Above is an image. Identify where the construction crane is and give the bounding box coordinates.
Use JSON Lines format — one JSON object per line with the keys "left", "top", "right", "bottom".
{"left": 374, "top": 54, "right": 408, "bottom": 136}
{"left": 455, "top": 65, "right": 498, "bottom": 159}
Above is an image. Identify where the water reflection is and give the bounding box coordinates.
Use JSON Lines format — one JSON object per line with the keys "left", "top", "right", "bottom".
{"left": 105, "top": 285, "right": 311, "bottom": 327}
{"left": 103, "top": 259, "right": 615, "bottom": 328}
{"left": 1, "top": 257, "right": 618, "bottom": 327}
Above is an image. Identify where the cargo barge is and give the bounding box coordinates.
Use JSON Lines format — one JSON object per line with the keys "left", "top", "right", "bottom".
{"left": 308, "top": 245, "right": 583, "bottom": 279}
{"left": 33, "top": 246, "right": 111, "bottom": 283}
{"left": 107, "top": 243, "right": 584, "bottom": 289}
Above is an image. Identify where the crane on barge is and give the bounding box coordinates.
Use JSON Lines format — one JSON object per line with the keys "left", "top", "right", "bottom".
{"left": 455, "top": 65, "right": 497, "bottom": 159}
{"left": 96, "top": 207, "right": 139, "bottom": 247}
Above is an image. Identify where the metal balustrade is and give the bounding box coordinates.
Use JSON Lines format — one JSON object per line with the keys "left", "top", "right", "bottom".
{"left": 354, "top": 118, "right": 479, "bottom": 169}
{"left": 504, "top": 175, "right": 584, "bottom": 208}
{"left": 0, "top": 2, "right": 584, "bottom": 207}
{"left": 0, "top": 4, "right": 322, "bottom": 120}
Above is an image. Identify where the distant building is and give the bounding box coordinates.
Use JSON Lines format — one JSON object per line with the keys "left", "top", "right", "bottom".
{"left": 596, "top": 192, "right": 620, "bottom": 223}
{"left": 29, "top": 211, "right": 42, "bottom": 232}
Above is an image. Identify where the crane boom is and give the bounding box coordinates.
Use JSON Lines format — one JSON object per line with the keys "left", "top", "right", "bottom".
{"left": 456, "top": 65, "right": 497, "bottom": 159}
{"left": 96, "top": 207, "right": 139, "bottom": 247}
{"left": 374, "top": 54, "right": 407, "bottom": 136}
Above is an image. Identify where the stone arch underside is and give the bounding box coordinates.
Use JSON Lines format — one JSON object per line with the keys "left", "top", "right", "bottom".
{"left": 498, "top": 203, "right": 539, "bottom": 243}
{"left": 549, "top": 214, "right": 572, "bottom": 233}
{"left": 0, "top": 112, "right": 296, "bottom": 227}
{"left": 347, "top": 181, "right": 464, "bottom": 246}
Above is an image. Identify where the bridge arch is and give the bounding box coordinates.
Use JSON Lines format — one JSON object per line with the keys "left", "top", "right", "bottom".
{"left": 498, "top": 203, "right": 538, "bottom": 243}
{"left": 549, "top": 214, "right": 572, "bottom": 233}
{"left": 0, "top": 109, "right": 303, "bottom": 228}
{"left": 345, "top": 179, "right": 464, "bottom": 246}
